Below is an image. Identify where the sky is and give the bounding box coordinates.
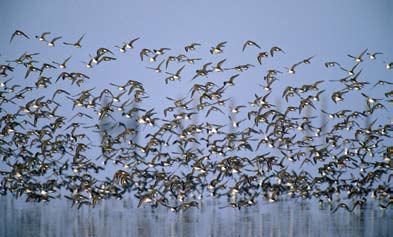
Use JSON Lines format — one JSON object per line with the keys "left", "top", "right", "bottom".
{"left": 0, "top": 0, "right": 392, "bottom": 195}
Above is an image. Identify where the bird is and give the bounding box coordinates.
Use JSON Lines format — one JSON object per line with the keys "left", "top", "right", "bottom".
{"left": 332, "top": 203, "right": 352, "bottom": 213}
{"left": 324, "top": 61, "right": 341, "bottom": 68}
{"left": 232, "top": 64, "right": 254, "bottom": 72}
{"left": 379, "top": 201, "right": 393, "bottom": 211}
{"left": 97, "top": 56, "right": 116, "bottom": 64}
{"left": 192, "top": 62, "right": 212, "bottom": 80}
{"left": 311, "top": 90, "right": 325, "bottom": 101}
{"left": 185, "top": 43, "right": 201, "bottom": 52}
{"left": 124, "top": 37, "right": 140, "bottom": 49}
{"left": 347, "top": 49, "right": 367, "bottom": 62}
{"left": 153, "top": 48, "right": 171, "bottom": 55}
{"left": 372, "top": 80, "right": 393, "bottom": 88}
{"left": 270, "top": 46, "right": 285, "bottom": 57}
{"left": 367, "top": 52, "right": 383, "bottom": 60}
{"left": 230, "top": 105, "right": 246, "bottom": 113}
{"left": 228, "top": 116, "right": 246, "bottom": 128}
{"left": 242, "top": 40, "right": 261, "bottom": 52}
{"left": 63, "top": 34, "right": 85, "bottom": 48}
{"left": 223, "top": 74, "right": 240, "bottom": 86}
{"left": 146, "top": 60, "right": 165, "bottom": 73}
{"left": 115, "top": 44, "right": 127, "bottom": 53}
{"left": 47, "top": 36, "right": 63, "bottom": 47}
{"left": 52, "top": 56, "right": 72, "bottom": 69}
{"left": 257, "top": 52, "right": 269, "bottom": 65}
{"left": 212, "top": 59, "right": 227, "bottom": 72}
{"left": 340, "top": 62, "right": 360, "bottom": 76}
{"left": 183, "top": 57, "right": 202, "bottom": 65}
{"left": 140, "top": 48, "right": 152, "bottom": 61}
{"left": 35, "top": 32, "right": 51, "bottom": 42}
{"left": 383, "top": 61, "right": 393, "bottom": 70}
{"left": 361, "top": 93, "right": 382, "bottom": 107}
{"left": 81, "top": 58, "right": 94, "bottom": 68}
{"left": 51, "top": 89, "right": 71, "bottom": 100}
{"left": 10, "top": 30, "right": 30, "bottom": 42}
{"left": 206, "top": 106, "right": 224, "bottom": 117}
{"left": 284, "top": 62, "right": 302, "bottom": 74}
{"left": 96, "top": 47, "right": 114, "bottom": 56}
{"left": 39, "top": 63, "right": 57, "bottom": 75}
{"left": 165, "top": 65, "right": 186, "bottom": 83}
{"left": 210, "top": 41, "right": 227, "bottom": 54}
{"left": 331, "top": 91, "right": 348, "bottom": 103}
{"left": 302, "top": 55, "right": 315, "bottom": 64}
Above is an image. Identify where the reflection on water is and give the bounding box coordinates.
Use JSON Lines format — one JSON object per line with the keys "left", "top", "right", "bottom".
{"left": 0, "top": 196, "right": 391, "bottom": 237}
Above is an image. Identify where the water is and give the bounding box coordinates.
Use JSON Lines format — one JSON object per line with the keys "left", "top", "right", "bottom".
{"left": 1, "top": 196, "right": 392, "bottom": 237}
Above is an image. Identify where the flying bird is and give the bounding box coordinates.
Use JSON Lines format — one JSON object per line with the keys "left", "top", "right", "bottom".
{"left": 242, "top": 40, "right": 261, "bottom": 52}
{"left": 185, "top": 43, "right": 201, "bottom": 52}
{"left": 52, "top": 56, "right": 72, "bottom": 69}
{"left": 257, "top": 52, "right": 269, "bottom": 65}
{"left": 10, "top": 30, "right": 30, "bottom": 42}
{"left": 125, "top": 37, "right": 140, "bottom": 49}
{"left": 270, "top": 46, "right": 285, "bottom": 57}
{"left": 347, "top": 49, "right": 367, "bottom": 62}
{"left": 35, "top": 32, "right": 51, "bottom": 42}
{"left": 367, "top": 52, "right": 383, "bottom": 60}
{"left": 47, "top": 36, "right": 63, "bottom": 47}
{"left": 63, "top": 34, "right": 85, "bottom": 48}
{"left": 146, "top": 60, "right": 165, "bottom": 73}
{"left": 210, "top": 41, "right": 227, "bottom": 54}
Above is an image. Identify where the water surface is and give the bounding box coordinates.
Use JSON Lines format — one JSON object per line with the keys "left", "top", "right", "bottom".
{"left": 1, "top": 196, "right": 391, "bottom": 237}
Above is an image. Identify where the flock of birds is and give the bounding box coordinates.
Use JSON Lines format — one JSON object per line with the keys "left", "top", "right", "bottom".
{"left": 0, "top": 30, "right": 392, "bottom": 213}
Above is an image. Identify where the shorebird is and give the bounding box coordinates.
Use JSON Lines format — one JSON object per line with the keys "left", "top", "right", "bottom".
{"left": 35, "top": 32, "right": 51, "bottom": 42}
{"left": 185, "top": 42, "right": 201, "bottom": 52}
{"left": 383, "top": 61, "right": 393, "bottom": 70}
{"left": 347, "top": 49, "right": 367, "bottom": 62}
{"left": 165, "top": 65, "right": 185, "bottom": 83}
{"left": 153, "top": 48, "right": 171, "bottom": 55}
{"left": 324, "top": 61, "right": 341, "bottom": 68}
{"left": 47, "top": 36, "right": 63, "bottom": 47}
{"left": 242, "top": 40, "right": 261, "bottom": 52}
{"left": 52, "top": 56, "right": 72, "bottom": 69}
{"left": 210, "top": 41, "right": 227, "bottom": 54}
{"left": 270, "top": 46, "right": 285, "bottom": 57}
{"left": 140, "top": 48, "right": 152, "bottom": 61}
{"left": 257, "top": 52, "right": 269, "bottom": 65}
{"left": 367, "top": 52, "right": 383, "bottom": 60}
{"left": 10, "top": 30, "right": 30, "bottom": 42}
{"left": 212, "top": 59, "right": 227, "bottom": 72}
{"left": 146, "top": 60, "right": 165, "bottom": 73}
{"left": 340, "top": 62, "right": 360, "bottom": 76}
{"left": 125, "top": 37, "right": 140, "bottom": 49}
{"left": 63, "top": 34, "right": 85, "bottom": 48}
